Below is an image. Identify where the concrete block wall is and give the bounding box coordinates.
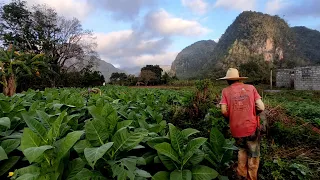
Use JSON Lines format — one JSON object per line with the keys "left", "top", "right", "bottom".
{"left": 294, "top": 66, "right": 320, "bottom": 90}
{"left": 276, "top": 69, "right": 294, "bottom": 88}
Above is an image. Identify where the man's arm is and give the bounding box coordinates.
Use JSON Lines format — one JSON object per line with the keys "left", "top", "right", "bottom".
{"left": 221, "top": 104, "right": 229, "bottom": 118}
{"left": 255, "top": 98, "right": 265, "bottom": 115}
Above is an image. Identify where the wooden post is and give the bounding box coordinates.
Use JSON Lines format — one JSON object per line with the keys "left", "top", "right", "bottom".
{"left": 270, "top": 69, "right": 273, "bottom": 90}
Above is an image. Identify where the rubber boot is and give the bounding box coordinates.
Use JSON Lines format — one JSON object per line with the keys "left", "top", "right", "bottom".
{"left": 237, "top": 148, "right": 248, "bottom": 179}
{"left": 248, "top": 157, "right": 260, "bottom": 180}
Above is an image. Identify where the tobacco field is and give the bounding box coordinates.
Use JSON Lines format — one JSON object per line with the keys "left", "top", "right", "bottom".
{"left": 0, "top": 85, "right": 319, "bottom": 180}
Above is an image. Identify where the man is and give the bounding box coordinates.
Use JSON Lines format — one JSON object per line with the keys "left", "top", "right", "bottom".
{"left": 218, "top": 68, "right": 265, "bottom": 180}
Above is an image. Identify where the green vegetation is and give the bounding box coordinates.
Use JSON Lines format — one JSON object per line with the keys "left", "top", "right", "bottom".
{"left": 0, "top": 0, "right": 105, "bottom": 95}
{"left": 0, "top": 85, "right": 237, "bottom": 180}
{"left": 292, "top": 26, "right": 320, "bottom": 64}
{"left": 0, "top": 80, "right": 319, "bottom": 179}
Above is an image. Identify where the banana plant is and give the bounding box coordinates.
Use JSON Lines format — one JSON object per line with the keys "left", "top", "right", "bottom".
{"left": 202, "top": 128, "right": 238, "bottom": 175}
{"left": 0, "top": 46, "right": 46, "bottom": 96}
{"left": 74, "top": 103, "right": 151, "bottom": 180}
{"left": 151, "top": 123, "right": 218, "bottom": 180}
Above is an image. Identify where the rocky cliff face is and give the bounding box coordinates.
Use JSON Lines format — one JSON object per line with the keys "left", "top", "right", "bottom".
{"left": 205, "top": 11, "right": 297, "bottom": 72}
{"left": 171, "top": 40, "right": 216, "bottom": 79}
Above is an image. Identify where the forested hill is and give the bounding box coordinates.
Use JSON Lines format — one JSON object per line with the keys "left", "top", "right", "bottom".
{"left": 292, "top": 26, "right": 320, "bottom": 64}
{"left": 171, "top": 40, "right": 216, "bottom": 79}
{"left": 172, "top": 11, "right": 320, "bottom": 79}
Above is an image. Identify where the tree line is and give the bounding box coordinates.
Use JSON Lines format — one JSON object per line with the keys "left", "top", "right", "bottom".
{"left": 0, "top": 0, "right": 105, "bottom": 96}
{"left": 109, "top": 65, "right": 177, "bottom": 86}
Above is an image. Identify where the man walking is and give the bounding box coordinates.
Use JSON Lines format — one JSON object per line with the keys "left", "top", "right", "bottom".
{"left": 218, "top": 68, "right": 265, "bottom": 180}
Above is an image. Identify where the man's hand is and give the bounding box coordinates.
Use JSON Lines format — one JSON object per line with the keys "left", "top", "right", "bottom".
{"left": 259, "top": 111, "right": 267, "bottom": 134}
{"left": 220, "top": 104, "right": 229, "bottom": 118}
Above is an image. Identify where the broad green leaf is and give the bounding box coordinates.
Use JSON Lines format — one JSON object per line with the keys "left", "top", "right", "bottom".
{"left": 189, "top": 149, "right": 205, "bottom": 165}
{"left": 29, "top": 101, "right": 40, "bottom": 112}
{"left": 71, "top": 168, "right": 102, "bottom": 180}
{"left": 143, "top": 152, "right": 157, "bottom": 164}
{"left": 74, "top": 140, "right": 92, "bottom": 153}
{"left": 0, "top": 146, "right": 8, "bottom": 161}
{"left": 183, "top": 137, "right": 207, "bottom": 165}
{"left": 181, "top": 128, "right": 200, "bottom": 139}
{"left": 135, "top": 169, "right": 152, "bottom": 178}
{"left": 138, "top": 118, "right": 149, "bottom": 129}
{"left": 23, "top": 145, "right": 53, "bottom": 163}
{"left": 112, "top": 127, "right": 148, "bottom": 155}
{"left": 116, "top": 120, "right": 133, "bottom": 130}
{"left": 202, "top": 142, "right": 218, "bottom": 168}
{"left": 192, "top": 165, "right": 219, "bottom": 180}
{"left": 0, "top": 132, "right": 22, "bottom": 140}
{"left": 47, "top": 111, "right": 67, "bottom": 141}
{"left": 110, "top": 162, "right": 128, "bottom": 180}
{"left": 22, "top": 112, "right": 47, "bottom": 142}
{"left": 0, "top": 117, "right": 10, "bottom": 128}
{"left": 14, "top": 165, "right": 40, "bottom": 176}
{"left": 65, "top": 158, "right": 86, "bottom": 179}
{"left": 21, "top": 128, "right": 41, "bottom": 151}
{"left": 56, "top": 131, "right": 84, "bottom": 162}
{"left": 170, "top": 170, "right": 192, "bottom": 180}
{"left": 66, "top": 114, "right": 81, "bottom": 123}
{"left": 16, "top": 173, "right": 40, "bottom": 180}
{"left": 210, "top": 128, "right": 225, "bottom": 154}
{"left": 1, "top": 139, "right": 20, "bottom": 154}
{"left": 152, "top": 171, "right": 170, "bottom": 180}
{"left": 84, "top": 142, "right": 114, "bottom": 169}
{"left": 147, "top": 137, "right": 170, "bottom": 149}
{"left": 36, "top": 110, "right": 51, "bottom": 129}
{"left": 168, "top": 123, "right": 184, "bottom": 155}
{"left": 154, "top": 142, "right": 180, "bottom": 163}
{"left": 221, "top": 149, "right": 233, "bottom": 166}
{"left": 0, "top": 156, "right": 20, "bottom": 176}
{"left": 85, "top": 119, "right": 109, "bottom": 146}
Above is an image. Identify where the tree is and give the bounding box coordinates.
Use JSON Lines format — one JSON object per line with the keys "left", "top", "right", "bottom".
{"left": 140, "top": 65, "right": 163, "bottom": 85}
{"left": 139, "top": 70, "right": 157, "bottom": 86}
{"left": 109, "top": 72, "right": 128, "bottom": 85}
{"left": 0, "top": 1, "right": 97, "bottom": 73}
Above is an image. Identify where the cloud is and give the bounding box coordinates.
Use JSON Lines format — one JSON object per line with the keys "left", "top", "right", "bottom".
{"left": 265, "top": 0, "right": 289, "bottom": 14}
{"left": 91, "top": 0, "right": 157, "bottom": 21}
{"left": 131, "top": 52, "right": 178, "bottom": 67}
{"left": 214, "top": 0, "right": 256, "bottom": 11}
{"left": 282, "top": 0, "right": 320, "bottom": 18}
{"left": 93, "top": 9, "right": 210, "bottom": 68}
{"left": 94, "top": 30, "right": 173, "bottom": 67}
{"left": 181, "top": 0, "right": 208, "bottom": 15}
{"left": 27, "top": 0, "right": 92, "bottom": 20}
{"left": 265, "top": 0, "right": 320, "bottom": 19}
{"left": 142, "top": 9, "right": 210, "bottom": 37}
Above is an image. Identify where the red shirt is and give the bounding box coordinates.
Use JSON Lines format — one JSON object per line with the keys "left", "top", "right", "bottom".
{"left": 219, "top": 82, "right": 261, "bottom": 138}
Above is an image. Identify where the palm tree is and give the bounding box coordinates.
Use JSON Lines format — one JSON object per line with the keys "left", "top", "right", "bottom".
{"left": 0, "top": 45, "right": 46, "bottom": 96}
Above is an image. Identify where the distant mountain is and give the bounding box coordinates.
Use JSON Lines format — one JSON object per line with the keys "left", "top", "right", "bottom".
{"left": 95, "top": 59, "right": 125, "bottom": 82}
{"left": 172, "top": 11, "right": 319, "bottom": 79}
{"left": 64, "top": 56, "right": 124, "bottom": 82}
{"left": 292, "top": 26, "right": 320, "bottom": 64}
{"left": 203, "top": 11, "right": 300, "bottom": 74}
{"left": 171, "top": 40, "right": 217, "bottom": 79}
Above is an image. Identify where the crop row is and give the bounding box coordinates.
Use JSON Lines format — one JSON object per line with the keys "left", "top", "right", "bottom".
{"left": 0, "top": 86, "right": 234, "bottom": 180}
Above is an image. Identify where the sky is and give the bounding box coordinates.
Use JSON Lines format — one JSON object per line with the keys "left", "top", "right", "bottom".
{"left": 5, "top": 0, "right": 320, "bottom": 69}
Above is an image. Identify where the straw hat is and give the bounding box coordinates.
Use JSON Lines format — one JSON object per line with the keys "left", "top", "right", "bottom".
{"left": 218, "top": 68, "right": 248, "bottom": 80}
